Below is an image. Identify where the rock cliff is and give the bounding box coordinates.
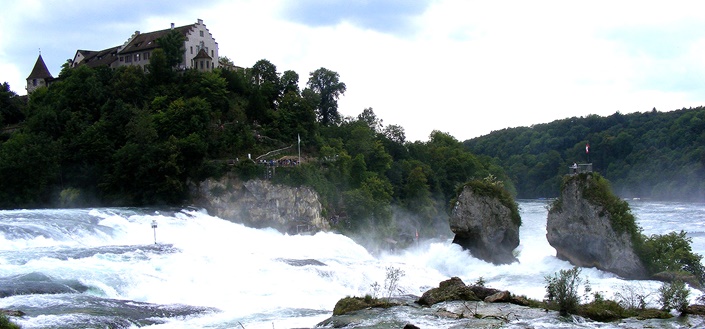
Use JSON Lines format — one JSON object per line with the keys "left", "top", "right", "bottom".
{"left": 449, "top": 183, "right": 520, "bottom": 265}
{"left": 191, "top": 176, "right": 329, "bottom": 234}
{"left": 546, "top": 173, "right": 647, "bottom": 279}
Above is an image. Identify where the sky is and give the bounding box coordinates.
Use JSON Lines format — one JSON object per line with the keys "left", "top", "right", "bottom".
{"left": 3, "top": 0, "right": 705, "bottom": 142}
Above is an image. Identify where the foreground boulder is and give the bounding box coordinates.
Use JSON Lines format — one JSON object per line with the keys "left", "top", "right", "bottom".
{"left": 449, "top": 180, "right": 521, "bottom": 264}
{"left": 546, "top": 173, "right": 648, "bottom": 279}
{"left": 417, "top": 277, "right": 479, "bottom": 305}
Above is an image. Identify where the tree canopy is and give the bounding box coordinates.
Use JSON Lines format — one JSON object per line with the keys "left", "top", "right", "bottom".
{"left": 464, "top": 109, "right": 705, "bottom": 201}
{"left": 0, "top": 59, "right": 505, "bottom": 245}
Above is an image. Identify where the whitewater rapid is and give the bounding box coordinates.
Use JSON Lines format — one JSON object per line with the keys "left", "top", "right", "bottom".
{"left": 0, "top": 200, "right": 703, "bottom": 328}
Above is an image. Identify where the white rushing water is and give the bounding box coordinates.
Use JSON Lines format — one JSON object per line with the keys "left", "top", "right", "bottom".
{"left": 0, "top": 200, "right": 704, "bottom": 328}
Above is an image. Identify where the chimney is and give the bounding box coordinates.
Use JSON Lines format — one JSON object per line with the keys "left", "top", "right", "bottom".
{"left": 197, "top": 19, "right": 203, "bottom": 25}
{"left": 170, "top": 23, "right": 175, "bottom": 30}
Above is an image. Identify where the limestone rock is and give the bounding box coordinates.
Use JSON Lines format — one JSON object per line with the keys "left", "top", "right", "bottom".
{"left": 546, "top": 174, "right": 647, "bottom": 279}
{"left": 416, "top": 277, "right": 479, "bottom": 306}
{"left": 191, "top": 176, "right": 329, "bottom": 234}
{"left": 484, "top": 290, "right": 511, "bottom": 303}
{"left": 449, "top": 185, "right": 520, "bottom": 264}
{"left": 686, "top": 304, "right": 705, "bottom": 315}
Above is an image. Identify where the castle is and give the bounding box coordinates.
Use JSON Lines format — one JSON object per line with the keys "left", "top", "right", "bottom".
{"left": 27, "top": 18, "right": 219, "bottom": 94}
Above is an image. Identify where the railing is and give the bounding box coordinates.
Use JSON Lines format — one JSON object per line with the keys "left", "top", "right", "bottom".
{"left": 568, "top": 163, "right": 592, "bottom": 175}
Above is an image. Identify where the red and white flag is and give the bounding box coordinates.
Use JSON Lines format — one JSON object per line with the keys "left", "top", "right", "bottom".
{"left": 586, "top": 143, "right": 590, "bottom": 154}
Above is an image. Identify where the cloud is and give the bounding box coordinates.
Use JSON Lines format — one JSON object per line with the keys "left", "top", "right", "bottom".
{"left": 4, "top": 0, "right": 705, "bottom": 142}
{"left": 280, "top": 0, "right": 432, "bottom": 35}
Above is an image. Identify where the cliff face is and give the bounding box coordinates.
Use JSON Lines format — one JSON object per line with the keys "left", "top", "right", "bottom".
{"left": 191, "top": 176, "right": 329, "bottom": 234}
{"left": 546, "top": 174, "right": 647, "bottom": 279}
{"left": 449, "top": 185, "right": 520, "bottom": 265}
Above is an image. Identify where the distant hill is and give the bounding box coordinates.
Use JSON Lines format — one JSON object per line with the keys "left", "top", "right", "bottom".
{"left": 463, "top": 107, "right": 705, "bottom": 201}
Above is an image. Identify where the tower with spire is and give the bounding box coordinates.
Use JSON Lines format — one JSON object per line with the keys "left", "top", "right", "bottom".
{"left": 26, "top": 52, "right": 54, "bottom": 94}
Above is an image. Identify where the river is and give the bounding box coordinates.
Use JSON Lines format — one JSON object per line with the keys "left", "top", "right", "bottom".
{"left": 0, "top": 200, "right": 704, "bottom": 328}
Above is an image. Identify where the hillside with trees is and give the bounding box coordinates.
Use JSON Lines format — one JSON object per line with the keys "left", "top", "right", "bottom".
{"left": 464, "top": 108, "right": 705, "bottom": 201}
{"left": 0, "top": 34, "right": 508, "bottom": 240}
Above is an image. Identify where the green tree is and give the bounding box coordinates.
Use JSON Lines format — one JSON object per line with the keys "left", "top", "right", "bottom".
{"left": 658, "top": 280, "right": 690, "bottom": 313}
{"left": 0, "top": 82, "right": 24, "bottom": 126}
{"left": 156, "top": 29, "right": 186, "bottom": 69}
{"left": 281, "top": 70, "right": 300, "bottom": 95}
{"left": 250, "top": 59, "right": 281, "bottom": 108}
{"left": 545, "top": 267, "right": 585, "bottom": 316}
{"left": 640, "top": 231, "right": 705, "bottom": 285}
{"left": 0, "top": 132, "right": 59, "bottom": 207}
{"left": 307, "top": 67, "right": 346, "bottom": 125}
{"left": 218, "top": 56, "right": 234, "bottom": 68}
{"left": 147, "top": 48, "right": 173, "bottom": 85}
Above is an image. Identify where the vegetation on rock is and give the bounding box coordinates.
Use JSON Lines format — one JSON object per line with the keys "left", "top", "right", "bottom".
{"left": 571, "top": 173, "right": 640, "bottom": 239}
{"left": 460, "top": 174, "right": 521, "bottom": 226}
{"left": 542, "top": 267, "right": 674, "bottom": 322}
{"left": 0, "top": 314, "right": 20, "bottom": 329}
{"left": 332, "top": 295, "right": 396, "bottom": 316}
{"left": 556, "top": 173, "right": 705, "bottom": 286}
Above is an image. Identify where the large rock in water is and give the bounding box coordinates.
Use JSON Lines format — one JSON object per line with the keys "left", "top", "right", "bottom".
{"left": 449, "top": 184, "right": 520, "bottom": 264}
{"left": 191, "top": 176, "right": 329, "bottom": 234}
{"left": 546, "top": 173, "right": 648, "bottom": 279}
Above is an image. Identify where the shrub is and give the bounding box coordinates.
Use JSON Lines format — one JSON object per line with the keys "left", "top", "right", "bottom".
{"left": 0, "top": 314, "right": 20, "bottom": 329}
{"left": 544, "top": 267, "right": 585, "bottom": 316}
{"left": 613, "top": 284, "right": 651, "bottom": 310}
{"left": 639, "top": 231, "right": 705, "bottom": 286}
{"left": 383, "top": 266, "right": 405, "bottom": 301}
{"left": 658, "top": 280, "right": 690, "bottom": 314}
{"left": 579, "top": 299, "right": 627, "bottom": 322}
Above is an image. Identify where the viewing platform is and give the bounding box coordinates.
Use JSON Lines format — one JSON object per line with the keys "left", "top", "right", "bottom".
{"left": 569, "top": 163, "right": 592, "bottom": 175}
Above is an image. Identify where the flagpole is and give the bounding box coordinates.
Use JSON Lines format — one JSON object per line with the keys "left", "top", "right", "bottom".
{"left": 298, "top": 134, "right": 301, "bottom": 164}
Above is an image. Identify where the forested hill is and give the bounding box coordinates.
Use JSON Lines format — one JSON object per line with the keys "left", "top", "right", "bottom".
{"left": 0, "top": 33, "right": 511, "bottom": 242}
{"left": 464, "top": 107, "right": 705, "bottom": 201}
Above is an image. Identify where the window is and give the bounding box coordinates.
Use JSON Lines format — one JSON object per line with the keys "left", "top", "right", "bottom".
{"left": 190, "top": 46, "right": 193, "bottom": 54}
{"left": 211, "top": 50, "right": 214, "bottom": 57}
{"left": 120, "top": 56, "right": 123, "bottom": 62}
{"left": 135, "top": 53, "right": 140, "bottom": 62}
{"left": 206, "top": 61, "right": 209, "bottom": 69}
{"left": 200, "top": 61, "right": 204, "bottom": 69}
{"left": 33, "top": 79, "right": 37, "bottom": 86}
{"left": 144, "top": 52, "right": 150, "bottom": 60}
{"left": 200, "top": 30, "right": 204, "bottom": 37}
{"left": 125, "top": 55, "right": 132, "bottom": 63}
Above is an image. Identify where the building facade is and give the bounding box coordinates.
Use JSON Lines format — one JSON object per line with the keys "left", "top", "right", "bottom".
{"left": 72, "top": 18, "right": 218, "bottom": 72}
{"left": 27, "top": 19, "right": 220, "bottom": 94}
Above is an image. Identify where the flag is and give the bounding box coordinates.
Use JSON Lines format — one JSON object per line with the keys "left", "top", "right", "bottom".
{"left": 586, "top": 143, "right": 590, "bottom": 154}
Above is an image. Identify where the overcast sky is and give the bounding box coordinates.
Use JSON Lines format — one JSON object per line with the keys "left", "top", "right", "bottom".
{"left": 3, "top": 0, "right": 705, "bottom": 142}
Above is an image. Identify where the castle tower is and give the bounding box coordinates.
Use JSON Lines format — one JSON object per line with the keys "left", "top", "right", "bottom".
{"left": 26, "top": 53, "right": 54, "bottom": 94}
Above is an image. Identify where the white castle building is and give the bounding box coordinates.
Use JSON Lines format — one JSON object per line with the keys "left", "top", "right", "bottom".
{"left": 28, "top": 19, "right": 220, "bottom": 93}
